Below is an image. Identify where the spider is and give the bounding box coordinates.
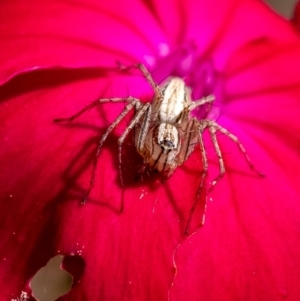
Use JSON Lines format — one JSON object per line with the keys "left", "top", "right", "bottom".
{"left": 54, "top": 63, "right": 263, "bottom": 234}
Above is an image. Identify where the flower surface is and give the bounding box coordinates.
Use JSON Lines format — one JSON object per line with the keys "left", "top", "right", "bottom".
{"left": 1, "top": 0, "right": 300, "bottom": 300}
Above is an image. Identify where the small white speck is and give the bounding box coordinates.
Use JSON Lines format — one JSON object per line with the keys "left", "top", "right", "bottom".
{"left": 140, "top": 190, "right": 146, "bottom": 200}
{"left": 152, "top": 198, "right": 158, "bottom": 213}
{"left": 9, "top": 195, "right": 12, "bottom": 198}
{"left": 12, "top": 232, "right": 15, "bottom": 235}
{"left": 11, "top": 291, "right": 29, "bottom": 301}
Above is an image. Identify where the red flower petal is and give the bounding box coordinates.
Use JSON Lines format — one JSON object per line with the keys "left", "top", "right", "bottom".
{"left": 0, "top": 0, "right": 166, "bottom": 84}
{"left": 170, "top": 46, "right": 300, "bottom": 301}
{"left": 1, "top": 0, "right": 300, "bottom": 300}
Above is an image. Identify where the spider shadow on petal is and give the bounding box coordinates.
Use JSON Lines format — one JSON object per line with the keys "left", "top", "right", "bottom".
{"left": 53, "top": 116, "right": 196, "bottom": 227}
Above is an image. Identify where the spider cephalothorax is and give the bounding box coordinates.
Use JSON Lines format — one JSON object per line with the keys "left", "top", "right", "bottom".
{"left": 55, "top": 63, "right": 263, "bottom": 233}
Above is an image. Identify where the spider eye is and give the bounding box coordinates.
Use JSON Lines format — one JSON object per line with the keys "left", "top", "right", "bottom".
{"left": 157, "top": 123, "right": 179, "bottom": 151}
{"left": 160, "top": 139, "right": 175, "bottom": 149}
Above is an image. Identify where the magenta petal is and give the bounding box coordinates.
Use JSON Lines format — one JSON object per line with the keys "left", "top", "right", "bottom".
{"left": 211, "top": 0, "right": 298, "bottom": 69}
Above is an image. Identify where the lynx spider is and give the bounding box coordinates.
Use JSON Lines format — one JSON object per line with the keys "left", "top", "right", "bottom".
{"left": 54, "top": 63, "right": 263, "bottom": 234}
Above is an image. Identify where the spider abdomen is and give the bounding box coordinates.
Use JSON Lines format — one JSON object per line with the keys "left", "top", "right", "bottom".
{"left": 158, "top": 77, "right": 187, "bottom": 124}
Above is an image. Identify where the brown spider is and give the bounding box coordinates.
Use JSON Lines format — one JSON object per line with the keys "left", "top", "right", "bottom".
{"left": 54, "top": 63, "right": 263, "bottom": 234}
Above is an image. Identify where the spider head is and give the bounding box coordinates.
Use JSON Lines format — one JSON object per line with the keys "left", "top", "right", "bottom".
{"left": 145, "top": 123, "right": 180, "bottom": 172}
{"left": 157, "top": 123, "right": 179, "bottom": 152}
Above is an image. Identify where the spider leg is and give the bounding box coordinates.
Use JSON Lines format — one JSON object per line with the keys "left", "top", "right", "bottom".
{"left": 185, "top": 124, "right": 208, "bottom": 235}
{"left": 210, "top": 121, "right": 265, "bottom": 178}
{"left": 178, "top": 118, "right": 198, "bottom": 164}
{"left": 134, "top": 104, "right": 153, "bottom": 181}
{"left": 207, "top": 123, "right": 225, "bottom": 193}
{"left": 135, "top": 64, "right": 162, "bottom": 97}
{"left": 118, "top": 62, "right": 163, "bottom": 100}
{"left": 82, "top": 98, "right": 141, "bottom": 205}
{"left": 117, "top": 103, "right": 152, "bottom": 211}
{"left": 189, "top": 95, "right": 215, "bottom": 111}
{"left": 135, "top": 100, "right": 152, "bottom": 153}
{"left": 54, "top": 97, "right": 139, "bottom": 122}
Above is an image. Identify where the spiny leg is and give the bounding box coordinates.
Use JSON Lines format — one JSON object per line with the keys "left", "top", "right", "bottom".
{"left": 134, "top": 104, "right": 153, "bottom": 181}
{"left": 189, "top": 94, "right": 215, "bottom": 111}
{"left": 135, "top": 63, "right": 162, "bottom": 98}
{"left": 210, "top": 121, "right": 265, "bottom": 177}
{"left": 117, "top": 103, "right": 151, "bottom": 211}
{"left": 82, "top": 99, "right": 141, "bottom": 204}
{"left": 207, "top": 124, "right": 225, "bottom": 193}
{"left": 178, "top": 118, "right": 198, "bottom": 164}
{"left": 118, "top": 62, "right": 163, "bottom": 100}
{"left": 185, "top": 127, "right": 208, "bottom": 235}
{"left": 54, "top": 97, "right": 139, "bottom": 123}
{"left": 135, "top": 98, "right": 152, "bottom": 153}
